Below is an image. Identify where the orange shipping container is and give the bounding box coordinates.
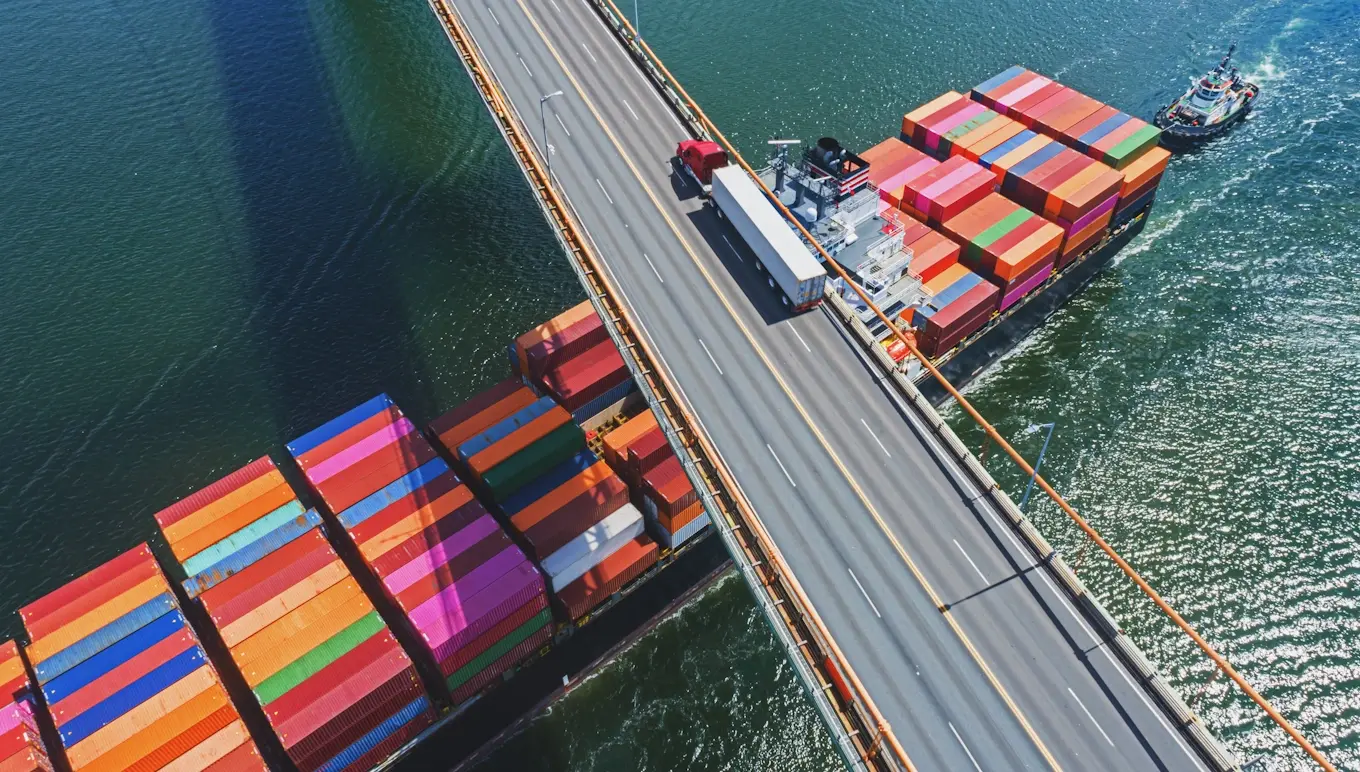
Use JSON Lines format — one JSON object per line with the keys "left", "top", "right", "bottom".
{"left": 901, "top": 91, "right": 964, "bottom": 141}
{"left": 468, "top": 405, "right": 572, "bottom": 476}
{"left": 230, "top": 579, "right": 363, "bottom": 667}
{"left": 358, "top": 486, "right": 477, "bottom": 562}
{"left": 66, "top": 668, "right": 218, "bottom": 768}
{"left": 1119, "top": 146, "right": 1171, "bottom": 196}
{"left": 659, "top": 501, "right": 706, "bottom": 533}
{"left": 987, "top": 135, "right": 1053, "bottom": 183}
{"left": 240, "top": 594, "right": 373, "bottom": 687}
{"left": 169, "top": 483, "right": 297, "bottom": 563}
{"left": 159, "top": 720, "right": 250, "bottom": 772}
{"left": 435, "top": 388, "right": 539, "bottom": 451}
{"left": 1062, "top": 212, "right": 1113, "bottom": 256}
{"left": 921, "top": 263, "right": 972, "bottom": 296}
{"left": 25, "top": 558, "right": 160, "bottom": 642}
{"left": 941, "top": 193, "right": 1015, "bottom": 243}
{"left": 993, "top": 222, "right": 1064, "bottom": 281}
{"left": 511, "top": 461, "right": 619, "bottom": 533}
{"left": 81, "top": 687, "right": 232, "bottom": 772}
{"left": 1046, "top": 164, "right": 1120, "bottom": 221}
{"left": 219, "top": 561, "right": 349, "bottom": 648}
{"left": 162, "top": 471, "right": 288, "bottom": 546}
{"left": 957, "top": 119, "right": 1025, "bottom": 161}
{"left": 602, "top": 411, "right": 659, "bottom": 468}
{"left": 515, "top": 301, "right": 595, "bottom": 373}
{"left": 27, "top": 574, "right": 169, "bottom": 663}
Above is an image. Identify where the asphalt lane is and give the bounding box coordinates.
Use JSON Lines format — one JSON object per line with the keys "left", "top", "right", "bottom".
{"left": 447, "top": 0, "right": 1209, "bottom": 769}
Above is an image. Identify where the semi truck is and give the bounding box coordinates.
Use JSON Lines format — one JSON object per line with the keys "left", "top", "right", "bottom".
{"left": 675, "top": 140, "right": 827, "bottom": 312}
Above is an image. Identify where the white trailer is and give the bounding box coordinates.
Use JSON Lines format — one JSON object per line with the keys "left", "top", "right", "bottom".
{"left": 709, "top": 165, "right": 827, "bottom": 312}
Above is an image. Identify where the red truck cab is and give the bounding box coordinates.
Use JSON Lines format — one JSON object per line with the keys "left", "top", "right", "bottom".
{"left": 675, "top": 139, "right": 728, "bottom": 191}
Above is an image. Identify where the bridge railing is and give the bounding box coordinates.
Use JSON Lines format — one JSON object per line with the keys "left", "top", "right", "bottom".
{"left": 581, "top": 3, "right": 1335, "bottom": 769}
{"left": 424, "top": 1, "right": 912, "bottom": 770}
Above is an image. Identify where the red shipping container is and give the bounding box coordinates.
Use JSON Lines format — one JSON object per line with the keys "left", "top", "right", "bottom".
{"left": 1006, "top": 81, "right": 1065, "bottom": 120}
{"left": 315, "top": 439, "right": 439, "bottom": 514}
{"left": 626, "top": 429, "right": 672, "bottom": 484}
{"left": 335, "top": 710, "right": 433, "bottom": 772}
{"left": 368, "top": 499, "right": 492, "bottom": 579}
{"left": 522, "top": 313, "right": 608, "bottom": 381}
{"left": 906, "top": 231, "right": 960, "bottom": 283}
{"left": 1022, "top": 86, "right": 1079, "bottom": 124}
{"left": 391, "top": 532, "right": 515, "bottom": 614}
{"left": 428, "top": 570, "right": 546, "bottom": 664}
{"left": 436, "top": 594, "right": 550, "bottom": 677}
{"left": 1039, "top": 93, "right": 1103, "bottom": 136}
{"left": 272, "top": 641, "right": 414, "bottom": 741}
{"left": 345, "top": 472, "right": 465, "bottom": 546}
{"left": 295, "top": 408, "right": 403, "bottom": 470}
{"left": 427, "top": 378, "right": 522, "bottom": 440}
{"left": 522, "top": 478, "right": 630, "bottom": 561}
{"left": 201, "top": 533, "right": 334, "bottom": 629}
{"left": 976, "top": 70, "right": 1043, "bottom": 108}
{"left": 51, "top": 626, "right": 196, "bottom": 723}
{"left": 288, "top": 671, "right": 423, "bottom": 768}
{"left": 20, "top": 544, "right": 155, "bottom": 637}
{"left": 559, "top": 536, "right": 660, "bottom": 620}
{"left": 538, "top": 340, "right": 629, "bottom": 412}
{"left": 925, "top": 281, "right": 1000, "bottom": 337}
{"left": 451, "top": 625, "right": 553, "bottom": 704}
{"left": 1116, "top": 175, "right": 1162, "bottom": 214}
{"left": 265, "top": 631, "right": 404, "bottom": 723}
{"left": 642, "top": 457, "right": 697, "bottom": 518}
{"left": 153, "top": 459, "right": 275, "bottom": 530}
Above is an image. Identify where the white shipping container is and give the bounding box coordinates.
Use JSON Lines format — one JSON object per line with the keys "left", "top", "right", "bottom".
{"left": 656, "top": 511, "right": 710, "bottom": 549}
{"left": 710, "top": 166, "right": 827, "bottom": 310}
{"left": 542, "top": 504, "right": 646, "bottom": 591}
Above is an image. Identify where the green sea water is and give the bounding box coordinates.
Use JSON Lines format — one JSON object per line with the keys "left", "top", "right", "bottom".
{"left": 1, "top": 0, "right": 1355, "bottom": 769}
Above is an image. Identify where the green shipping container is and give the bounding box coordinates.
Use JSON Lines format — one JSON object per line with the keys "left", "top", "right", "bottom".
{"left": 1103, "top": 125, "right": 1162, "bottom": 169}
{"left": 482, "top": 423, "right": 586, "bottom": 501}
{"left": 254, "top": 611, "right": 387, "bottom": 704}
{"left": 969, "top": 209, "right": 1031, "bottom": 260}
{"left": 446, "top": 610, "right": 552, "bottom": 691}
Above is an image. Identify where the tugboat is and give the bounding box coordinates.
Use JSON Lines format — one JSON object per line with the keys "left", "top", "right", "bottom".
{"left": 1155, "top": 43, "right": 1259, "bottom": 148}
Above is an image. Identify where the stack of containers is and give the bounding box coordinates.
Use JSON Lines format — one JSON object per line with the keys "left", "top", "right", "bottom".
{"left": 155, "top": 458, "right": 432, "bottom": 771}
{"left": 0, "top": 642, "right": 51, "bottom": 771}
{"left": 988, "top": 137, "right": 1124, "bottom": 264}
{"left": 1111, "top": 145, "right": 1171, "bottom": 224}
{"left": 909, "top": 279, "right": 1001, "bottom": 359}
{"left": 451, "top": 394, "right": 587, "bottom": 504}
{"left": 970, "top": 67, "right": 1165, "bottom": 171}
{"left": 941, "top": 193, "right": 1064, "bottom": 312}
{"left": 899, "top": 155, "right": 998, "bottom": 227}
{"left": 19, "top": 544, "right": 263, "bottom": 771}
{"left": 292, "top": 398, "right": 553, "bottom": 706}
{"left": 859, "top": 138, "right": 938, "bottom": 211}
{"left": 515, "top": 302, "right": 636, "bottom": 424}
{"left": 606, "top": 411, "right": 709, "bottom": 550}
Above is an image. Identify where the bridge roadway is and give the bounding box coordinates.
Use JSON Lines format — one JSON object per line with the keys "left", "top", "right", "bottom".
{"left": 445, "top": 0, "right": 1211, "bottom": 768}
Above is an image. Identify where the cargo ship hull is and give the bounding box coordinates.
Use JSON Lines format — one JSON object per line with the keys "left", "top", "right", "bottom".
{"left": 914, "top": 201, "right": 1151, "bottom": 405}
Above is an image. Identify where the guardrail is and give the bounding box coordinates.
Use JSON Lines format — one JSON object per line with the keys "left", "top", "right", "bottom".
{"left": 424, "top": 1, "right": 912, "bottom": 769}
{"left": 579, "top": 3, "right": 1334, "bottom": 769}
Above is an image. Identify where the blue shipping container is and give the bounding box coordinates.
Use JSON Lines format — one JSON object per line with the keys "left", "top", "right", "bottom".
{"left": 1076, "top": 112, "right": 1133, "bottom": 151}
{"left": 1008, "top": 141, "right": 1065, "bottom": 179}
{"left": 35, "top": 596, "right": 177, "bottom": 684}
{"left": 182, "top": 509, "right": 323, "bottom": 598}
{"left": 318, "top": 696, "right": 431, "bottom": 772}
{"left": 455, "top": 396, "right": 558, "bottom": 461}
{"left": 59, "top": 646, "right": 206, "bottom": 746}
{"left": 288, "top": 394, "right": 394, "bottom": 456}
{"left": 42, "top": 610, "right": 188, "bottom": 705}
{"left": 338, "top": 460, "right": 451, "bottom": 530}
{"left": 182, "top": 500, "right": 307, "bottom": 576}
{"left": 930, "top": 273, "right": 983, "bottom": 310}
{"left": 972, "top": 65, "right": 1027, "bottom": 95}
{"left": 979, "top": 130, "right": 1038, "bottom": 169}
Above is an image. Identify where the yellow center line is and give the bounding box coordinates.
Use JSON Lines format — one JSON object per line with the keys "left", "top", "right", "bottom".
{"left": 507, "top": 0, "right": 1063, "bottom": 768}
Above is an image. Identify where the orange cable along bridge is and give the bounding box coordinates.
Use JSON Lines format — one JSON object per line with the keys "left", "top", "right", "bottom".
{"left": 424, "top": 0, "right": 1333, "bottom": 769}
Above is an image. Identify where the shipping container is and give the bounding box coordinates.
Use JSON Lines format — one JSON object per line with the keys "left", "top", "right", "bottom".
{"left": 558, "top": 536, "right": 660, "bottom": 620}
{"left": 518, "top": 310, "right": 608, "bottom": 382}
{"left": 467, "top": 406, "right": 573, "bottom": 478}
{"left": 0, "top": 643, "right": 50, "bottom": 772}
{"left": 513, "top": 301, "right": 595, "bottom": 375}
{"left": 288, "top": 395, "right": 395, "bottom": 457}
{"left": 900, "top": 156, "right": 997, "bottom": 226}
{"left": 479, "top": 423, "right": 587, "bottom": 502}
{"left": 499, "top": 450, "right": 599, "bottom": 516}
{"left": 430, "top": 384, "right": 539, "bottom": 452}
{"left": 521, "top": 477, "right": 631, "bottom": 561}
{"left": 541, "top": 505, "right": 645, "bottom": 591}
{"left": 624, "top": 428, "right": 672, "bottom": 485}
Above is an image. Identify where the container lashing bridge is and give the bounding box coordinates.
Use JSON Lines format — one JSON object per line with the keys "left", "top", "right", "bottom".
{"left": 423, "top": 0, "right": 1334, "bottom": 769}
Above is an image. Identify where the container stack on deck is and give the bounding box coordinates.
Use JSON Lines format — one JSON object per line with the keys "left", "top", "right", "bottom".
{"left": 20, "top": 544, "right": 262, "bottom": 771}
{"left": 294, "top": 395, "right": 552, "bottom": 705}
{"left": 511, "top": 301, "right": 636, "bottom": 426}
{"left": 429, "top": 370, "right": 657, "bottom": 625}
{"left": 154, "top": 457, "right": 431, "bottom": 772}
{"left": 602, "top": 411, "right": 710, "bottom": 552}
{"left": 0, "top": 642, "right": 51, "bottom": 771}
{"left": 970, "top": 66, "right": 1172, "bottom": 225}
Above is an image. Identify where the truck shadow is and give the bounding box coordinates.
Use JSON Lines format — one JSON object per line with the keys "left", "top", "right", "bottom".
{"left": 665, "top": 162, "right": 705, "bottom": 202}
{"left": 679, "top": 203, "right": 803, "bottom": 329}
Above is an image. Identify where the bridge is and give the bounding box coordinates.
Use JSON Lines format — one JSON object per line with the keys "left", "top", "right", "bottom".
{"left": 422, "top": 1, "right": 1333, "bottom": 770}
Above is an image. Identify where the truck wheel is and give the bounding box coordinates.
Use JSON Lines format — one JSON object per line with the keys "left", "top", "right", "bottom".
{"left": 714, "top": 206, "right": 725, "bottom": 220}
{"left": 755, "top": 261, "right": 763, "bottom": 273}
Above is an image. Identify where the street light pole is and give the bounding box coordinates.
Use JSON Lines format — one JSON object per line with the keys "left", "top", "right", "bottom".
{"left": 539, "top": 90, "right": 563, "bottom": 184}
{"left": 635, "top": 0, "right": 639, "bottom": 36}
{"left": 1018, "top": 422, "right": 1056, "bottom": 513}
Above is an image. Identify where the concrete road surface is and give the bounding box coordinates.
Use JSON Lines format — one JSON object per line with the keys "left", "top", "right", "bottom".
{"left": 442, "top": 0, "right": 1211, "bottom": 768}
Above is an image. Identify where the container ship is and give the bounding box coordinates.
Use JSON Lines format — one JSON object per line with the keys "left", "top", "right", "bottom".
{"left": 0, "top": 300, "right": 727, "bottom": 772}
{"left": 680, "top": 66, "right": 1172, "bottom": 404}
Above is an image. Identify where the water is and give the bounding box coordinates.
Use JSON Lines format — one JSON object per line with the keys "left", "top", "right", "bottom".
{"left": 2, "top": 0, "right": 1355, "bottom": 769}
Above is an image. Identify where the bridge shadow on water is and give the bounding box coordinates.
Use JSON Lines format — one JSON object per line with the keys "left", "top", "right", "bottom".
{"left": 201, "top": 0, "right": 445, "bottom": 765}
